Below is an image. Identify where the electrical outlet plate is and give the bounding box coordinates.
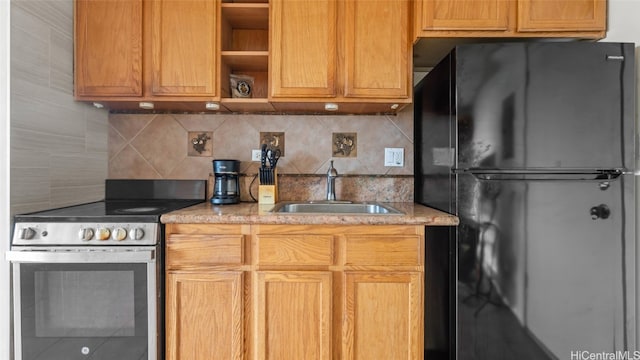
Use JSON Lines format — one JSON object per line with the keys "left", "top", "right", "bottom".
{"left": 251, "top": 149, "right": 262, "bottom": 161}
{"left": 384, "top": 148, "right": 404, "bottom": 167}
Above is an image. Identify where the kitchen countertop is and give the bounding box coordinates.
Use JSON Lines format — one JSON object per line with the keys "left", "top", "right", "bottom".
{"left": 161, "top": 202, "right": 459, "bottom": 226}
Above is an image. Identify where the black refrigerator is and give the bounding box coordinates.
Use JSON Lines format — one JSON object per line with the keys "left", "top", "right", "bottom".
{"left": 415, "top": 42, "right": 637, "bottom": 360}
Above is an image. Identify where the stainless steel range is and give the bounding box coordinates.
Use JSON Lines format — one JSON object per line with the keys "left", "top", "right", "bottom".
{"left": 6, "top": 179, "right": 206, "bottom": 360}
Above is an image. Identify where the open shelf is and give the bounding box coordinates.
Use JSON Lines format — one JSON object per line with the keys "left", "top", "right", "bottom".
{"left": 221, "top": 51, "right": 268, "bottom": 71}
{"left": 220, "top": 1, "right": 269, "bottom": 103}
{"left": 221, "top": 3, "right": 269, "bottom": 30}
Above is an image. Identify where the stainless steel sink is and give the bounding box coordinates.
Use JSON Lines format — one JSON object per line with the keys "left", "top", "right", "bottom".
{"left": 270, "top": 201, "right": 402, "bottom": 215}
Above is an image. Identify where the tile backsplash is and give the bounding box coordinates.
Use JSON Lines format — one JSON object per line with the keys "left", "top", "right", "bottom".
{"left": 109, "top": 105, "right": 415, "bottom": 202}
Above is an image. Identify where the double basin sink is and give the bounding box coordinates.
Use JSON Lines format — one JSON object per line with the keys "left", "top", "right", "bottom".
{"left": 270, "top": 201, "right": 402, "bottom": 215}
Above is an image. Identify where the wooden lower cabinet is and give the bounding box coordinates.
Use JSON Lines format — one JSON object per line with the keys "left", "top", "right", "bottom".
{"left": 342, "top": 272, "right": 423, "bottom": 360}
{"left": 255, "top": 271, "right": 333, "bottom": 360}
{"left": 165, "top": 272, "right": 244, "bottom": 360}
{"left": 165, "top": 223, "right": 425, "bottom": 360}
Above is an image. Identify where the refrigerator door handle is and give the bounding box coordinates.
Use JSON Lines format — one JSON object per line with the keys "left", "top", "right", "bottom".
{"left": 457, "top": 169, "right": 623, "bottom": 181}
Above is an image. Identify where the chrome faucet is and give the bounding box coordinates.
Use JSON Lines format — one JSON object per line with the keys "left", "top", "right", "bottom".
{"left": 326, "top": 160, "right": 338, "bottom": 201}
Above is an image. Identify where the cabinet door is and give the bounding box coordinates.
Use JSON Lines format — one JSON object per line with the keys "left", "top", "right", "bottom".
{"left": 270, "top": 0, "right": 337, "bottom": 97}
{"left": 255, "top": 271, "right": 332, "bottom": 360}
{"left": 418, "top": 0, "right": 509, "bottom": 31}
{"left": 343, "top": 272, "right": 423, "bottom": 360}
{"left": 517, "top": 0, "right": 606, "bottom": 32}
{"left": 75, "top": 0, "right": 142, "bottom": 97}
{"left": 151, "top": 0, "right": 219, "bottom": 96}
{"left": 344, "top": 0, "right": 411, "bottom": 99}
{"left": 166, "top": 272, "right": 243, "bottom": 360}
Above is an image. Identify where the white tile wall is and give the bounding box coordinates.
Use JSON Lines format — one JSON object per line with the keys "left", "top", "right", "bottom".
{"left": 10, "top": 0, "right": 109, "bottom": 215}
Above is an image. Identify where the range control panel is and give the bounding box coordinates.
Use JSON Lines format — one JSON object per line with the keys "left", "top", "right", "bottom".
{"left": 12, "top": 222, "right": 159, "bottom": 246}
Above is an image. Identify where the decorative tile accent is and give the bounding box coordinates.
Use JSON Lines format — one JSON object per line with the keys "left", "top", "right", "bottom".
{"left": 188, "top": 131, "right": 213, "bottom": 157}
{"left": 260, "top": 132, "right": 285, "bottom": 156}
{"left": 332, "top": 132, "right": 357, "bottom": 158}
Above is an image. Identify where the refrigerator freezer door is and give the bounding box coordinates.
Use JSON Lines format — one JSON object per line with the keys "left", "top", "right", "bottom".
{"left": 457, "top": 172, "right": 635, "bottom": 359}
{"left": 455, "top": 42, "right": 635, "bottom": 172}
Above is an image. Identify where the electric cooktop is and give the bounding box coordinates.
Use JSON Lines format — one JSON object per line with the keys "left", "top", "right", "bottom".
{"left": 13, "top": 179, "right": 207, "bottom": 223}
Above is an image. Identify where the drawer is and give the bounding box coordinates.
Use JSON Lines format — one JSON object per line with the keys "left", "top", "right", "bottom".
{"left": 166, "top": 234, "right": 244, "bottom": 268}
{"left": 344, "top": 235, "right": 421, "bottom": 266}
{"left": 256, "top": 234, "right": 334, "bottom": 266}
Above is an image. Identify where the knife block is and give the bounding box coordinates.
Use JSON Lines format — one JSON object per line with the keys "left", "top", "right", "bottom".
{"left": 258, "top": 170, "right": 278, "bottom": 204}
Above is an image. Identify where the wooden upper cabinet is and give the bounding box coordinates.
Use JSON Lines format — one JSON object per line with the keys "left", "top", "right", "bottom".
{"left": 419, "top": 0, "right": 510, "bottom": 31}
{"left": 74, "top": 0, "right": 142, "bottom": 97}
{"left": 150, "top": 0, "right": 219, "bottom": 96}
{"left": 415, "top": 0, "right": 606, "bottom": 38}
{"left": 343, "top": 0, "right": 411, "bottom": 99}
{"left": 517, "top": 0, "right": 606, "bottom": 32}
{"left": 270, "top": 0, "right": 337, "bottom": 97}
{"left": 270, "top": 0, "right": 411, "bottom": 105}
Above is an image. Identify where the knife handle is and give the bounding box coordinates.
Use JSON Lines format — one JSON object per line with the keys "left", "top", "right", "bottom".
{"left": 261, "top": 144, "right": 267, "bottom": 169}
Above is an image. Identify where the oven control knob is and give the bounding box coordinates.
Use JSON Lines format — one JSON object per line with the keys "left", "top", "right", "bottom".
{"left": 19, "top": 227, "right": 36, "bottom": 240}
{"left": 96, "top": 228, "right": 111, "bottom": 241}
{"left": 112, "top": 227, "right": 128, "bottom": 241}
{"left": 129, "top": 228, "right": 145, "bottom": 240}
{"left": 78, "top": 228, "right": 94, "bottom": 241}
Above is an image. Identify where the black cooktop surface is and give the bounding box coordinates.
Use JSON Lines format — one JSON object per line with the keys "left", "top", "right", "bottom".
{"left": 13, "top": 199, "right": 204, "bottom": 223}
{"left": 14, "top": 179, "right": 207, "bottom": 223}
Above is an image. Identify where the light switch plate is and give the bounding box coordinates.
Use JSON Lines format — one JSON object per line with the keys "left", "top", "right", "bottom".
{"left": 384, "top": 148, "right": 404, "bottom": 167}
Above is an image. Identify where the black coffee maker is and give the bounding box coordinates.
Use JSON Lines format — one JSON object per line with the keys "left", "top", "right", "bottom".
{"left": 211, "top": 159, "right": 240, "bottom": 204}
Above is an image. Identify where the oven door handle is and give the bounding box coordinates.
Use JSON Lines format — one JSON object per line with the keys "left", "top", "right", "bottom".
{"left": 5, "top": 249, "right": 156, "bottom": 263}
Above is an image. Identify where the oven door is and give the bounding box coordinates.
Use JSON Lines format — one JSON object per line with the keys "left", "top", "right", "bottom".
{"left": 6, "top": 247, "right": 158, "bottom": 360}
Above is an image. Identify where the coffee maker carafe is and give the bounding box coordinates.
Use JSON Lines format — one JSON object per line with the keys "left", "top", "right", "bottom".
{"left": 211, "top": 160, "right": 240, "bottom": 204}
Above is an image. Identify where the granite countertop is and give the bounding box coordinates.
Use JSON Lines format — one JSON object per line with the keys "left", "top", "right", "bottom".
{"left": 161, "top": 202, "right": 459, "bottom": 226}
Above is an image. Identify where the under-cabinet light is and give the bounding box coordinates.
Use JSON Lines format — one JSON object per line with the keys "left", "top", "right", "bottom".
{"left": 139, "top": 102, "right": 154, "bottom": 110}
{"left": 324, "top": 103, "right": 339, "bottom": 111}
{"left": 205, "top": 102, "right": 220, "bottom": 111}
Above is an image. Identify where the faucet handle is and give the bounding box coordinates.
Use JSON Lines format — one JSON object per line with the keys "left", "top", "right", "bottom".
{"left": 327, "top": 160, "right": 338, "bottom": 177}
